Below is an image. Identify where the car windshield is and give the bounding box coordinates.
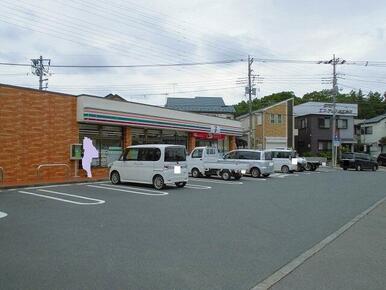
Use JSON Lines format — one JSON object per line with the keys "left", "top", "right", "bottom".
{"left": 342, "top": 153, "right": 354, "bottom": 159}
{"left": 164, "top": 146, "right": 186, "bottom": 162}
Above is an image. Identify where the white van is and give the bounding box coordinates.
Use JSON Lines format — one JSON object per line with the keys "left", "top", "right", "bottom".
{"left": 109, "top": 144, "right": 188, "bottom": 189}
{"left": 264, "top": 148, "right": 297, "bottom": 173}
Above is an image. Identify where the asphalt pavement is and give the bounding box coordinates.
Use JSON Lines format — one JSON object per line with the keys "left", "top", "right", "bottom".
{"left": 0, "top": 169, "right": 385, "bottom": 290}
{"left": 272, "top": 200, "right": 386, "bottom": 290}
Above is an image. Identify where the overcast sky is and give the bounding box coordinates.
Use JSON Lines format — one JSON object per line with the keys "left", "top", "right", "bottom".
{"left": 1, "top": 0, "right": 385, "bottom": 106}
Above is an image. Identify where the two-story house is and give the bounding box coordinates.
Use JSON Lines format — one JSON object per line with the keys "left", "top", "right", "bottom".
{"left": 359, "top": 113, "right": 386, "bottom": 156}
{"left": 236, "top": 98, "right": 294, "bottom": 149}
{"left": 294, "top": 102, "right": 358, "bottom": 155}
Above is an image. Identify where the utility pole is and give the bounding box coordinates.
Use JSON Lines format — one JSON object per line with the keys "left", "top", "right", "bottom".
{"left": 31, "top": 56, "right": 51, "bottom": 90}
{"left": 329, "top": 54, "right": 346, "bottom": 167}
{"left": 248, "top": 55, "right": 254, "bottom": 149}
{"left": 332, "top": 54, "right": 337, "bottom": 167}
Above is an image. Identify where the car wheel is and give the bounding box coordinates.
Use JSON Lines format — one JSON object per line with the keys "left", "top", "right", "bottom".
{"left": 204, "top": 172, "right": 211, "bottom": 178}
{"left": 281, "top": 165, "right": 290, "bottom": 174}
{"left": 356, "top": 164, "right": 362, "bottom": 171}
{"left": 221, "top": 170, "right": 231, "bottom": 181}
{"left": 191, "top": 168, "right": 200, "bottom": 178}
{"left": 262, "top": 173, "right": 270, "bottom": 178}
{"left": 310, "top": 164, "right": 317, "bottom": 171}
{"left": 110, "top": 171, "right": 121, "bottom": 185}
{"left": 251, "top": 167, "right": 261, "bottom": 178}
{"left": 234, "top": 173, "right": 242, "bottom": 180}
{"left": 153, "top": 175, "right": 165, "bottom": 190}
{"left": 175, "top": 182, "right": 187, "bottom": 188}
{"left": 304, "top": 163, "right": 312, "bottom": 171}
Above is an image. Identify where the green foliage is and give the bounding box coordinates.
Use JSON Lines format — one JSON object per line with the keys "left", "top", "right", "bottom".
{"left": 301, "top": 151, "right": 313, "bottom": 157}
{"left": 234, "top": 91, "right": 297, "bottom": 116}
{"left": 233, "top": 89, "right": 386, "bottom": 120}
{"left": 318, "top": 151, "right": 332, "bottom": 160}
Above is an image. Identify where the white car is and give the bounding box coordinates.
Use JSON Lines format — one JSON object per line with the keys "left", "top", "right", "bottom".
{"left": 264, "top": 148, "right": 297, "bottom": 173}
{"left": 109, "top": 144, "right": 188, "bottom": 189}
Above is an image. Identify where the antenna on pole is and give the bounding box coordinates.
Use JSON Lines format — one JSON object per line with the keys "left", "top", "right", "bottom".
{"left": 31, "top": 56, "right": 51, "bottom": 90}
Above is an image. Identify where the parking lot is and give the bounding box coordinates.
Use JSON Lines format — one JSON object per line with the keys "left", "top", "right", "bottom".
{"left": 1, "top": 168, "right": 386, "bottom": 290}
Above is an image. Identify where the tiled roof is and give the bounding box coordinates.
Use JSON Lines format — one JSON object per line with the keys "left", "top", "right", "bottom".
{"left": 165, "top": 97, "right": 235, "bottom": 113}
{"left": 361, "top": 113, "right": 386, "bottom": 124}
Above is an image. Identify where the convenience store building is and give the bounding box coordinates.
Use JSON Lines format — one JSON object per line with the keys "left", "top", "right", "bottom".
{"left": 0, "top": 84, "right": 242, "bottom": 186}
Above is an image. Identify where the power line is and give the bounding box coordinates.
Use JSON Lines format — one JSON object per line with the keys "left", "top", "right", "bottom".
{"left": 0, "top": 59, "right": 245, "bottom": 68}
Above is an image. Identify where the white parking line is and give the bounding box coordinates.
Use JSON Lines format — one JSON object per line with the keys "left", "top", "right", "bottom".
{"left": 87, "top": 184, "right": 169, "bottom": 196}
{"left": 188, "top": 179, "right": 243, "bottom": 185}
{"left": 97, "top": 183, "right": 170, "bottom": 194}
{"left": 33, "top": 184, "right": 72, "bottom": 189}
{"left": 76, "top": 181, "right": 110, "bottom": 186}
{"left": 185, "top": 184, "right": 212, "bottom": 189}
{"left": 0, "top": 211, "right": 8, "bottom": 219}
{"left": 18, "top": 190, "right": 105, "bottom": 205}
{"left": 270, "top": 173, "right": 287, "bottom": 178}
{"left": 242, "top": 177, "right": 267, "bottom": 181}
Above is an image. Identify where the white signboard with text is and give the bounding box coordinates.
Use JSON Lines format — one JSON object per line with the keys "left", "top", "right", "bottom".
{"left": 294, "top": 102, "right": 358, "bottom": 117}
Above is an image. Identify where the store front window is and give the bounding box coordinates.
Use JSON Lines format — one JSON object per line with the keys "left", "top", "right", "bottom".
{"left": 132, "top": 128, "right": 145, "bottom": 145}
{"left": 79, "top": 123, "right": 123, "bottom": 167}
{"left": 194, "top": 133, "right": 228, "bottom": 154}
{"left": 131, "top": 128, "right": 188, "bottom": 147}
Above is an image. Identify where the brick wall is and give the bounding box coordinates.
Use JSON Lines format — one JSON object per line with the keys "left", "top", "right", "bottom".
{"left": 187, "top": 133, "right": 196, "bottom": 153}
{"left": 123, "top": 127, "right": 132, "bottom": 148}
{"left": 0, "top": 85, "right": 79, "bottom": 185}
{"left": 229, "top": 136, "right": 237, "bottom": 151}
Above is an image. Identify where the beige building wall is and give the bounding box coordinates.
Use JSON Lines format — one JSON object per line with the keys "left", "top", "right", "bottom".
{"left": 255, "top": 103, "right": 288, "bottom": 148}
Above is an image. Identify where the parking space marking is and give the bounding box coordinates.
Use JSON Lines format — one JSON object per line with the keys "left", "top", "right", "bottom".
{"left": 97, "top": 183, "right": 171, "bottom": 194}
{"left": 33, "top": 184, "right": 72, "bottom": 189}
{"left": 18, "top": 190, "right": 105, "bottom": 205}
{"left": 87, "top": 184, "right": 169, "bottom": 196}
{"left": 188, "top": 179, "right": 243, "bottom": 185}
{"left": 242, "top": 177, "right": 267, "bottom": 181}
{"left": 185, "top": 184, "right": 212, "bottom": 189}
{"left": 0, "top": 211, "right": 8, "bottom": 219}
{"left": 75, "top": 181, "right": 110, "bottom": 186}
{"left": 270, "top": 173, "right": 287, "bottom": 178}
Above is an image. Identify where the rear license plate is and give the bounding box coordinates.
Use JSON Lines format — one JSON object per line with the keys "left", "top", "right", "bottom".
{"left": 174, "top": 165, "right": 181, "bottom": 174}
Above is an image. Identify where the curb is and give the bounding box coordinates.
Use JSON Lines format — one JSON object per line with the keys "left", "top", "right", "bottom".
{"left": 251, "top": 195, "right": 386, "bottom": 290}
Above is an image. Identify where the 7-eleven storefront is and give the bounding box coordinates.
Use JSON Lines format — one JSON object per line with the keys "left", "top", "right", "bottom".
{"left": 78, "top": 95, "right": 241, "bottom": 168}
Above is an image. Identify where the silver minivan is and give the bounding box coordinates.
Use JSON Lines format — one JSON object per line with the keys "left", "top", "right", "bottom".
{"left": 222, "top": 149, "right": 274, "bottom": 178}
{"left": 264, "top": 148, "right": 297, "bottom": 173}
{"left": 109, "top": 144, "right": 188, "bottom": 189}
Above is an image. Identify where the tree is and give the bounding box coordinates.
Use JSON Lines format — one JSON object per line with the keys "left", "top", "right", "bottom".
{"left": 232, "top": 89, "right": 386, "bottom": 119}
{"left": 233, "top": 91, "right": 298, "bottom": 116}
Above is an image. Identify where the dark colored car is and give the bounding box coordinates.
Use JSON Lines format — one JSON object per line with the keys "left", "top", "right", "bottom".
{"left": 340, "top": 152, "right": 378, "bottom": 171}
{"left": 377, "top": 153, "right": 386, "bottom": 166}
